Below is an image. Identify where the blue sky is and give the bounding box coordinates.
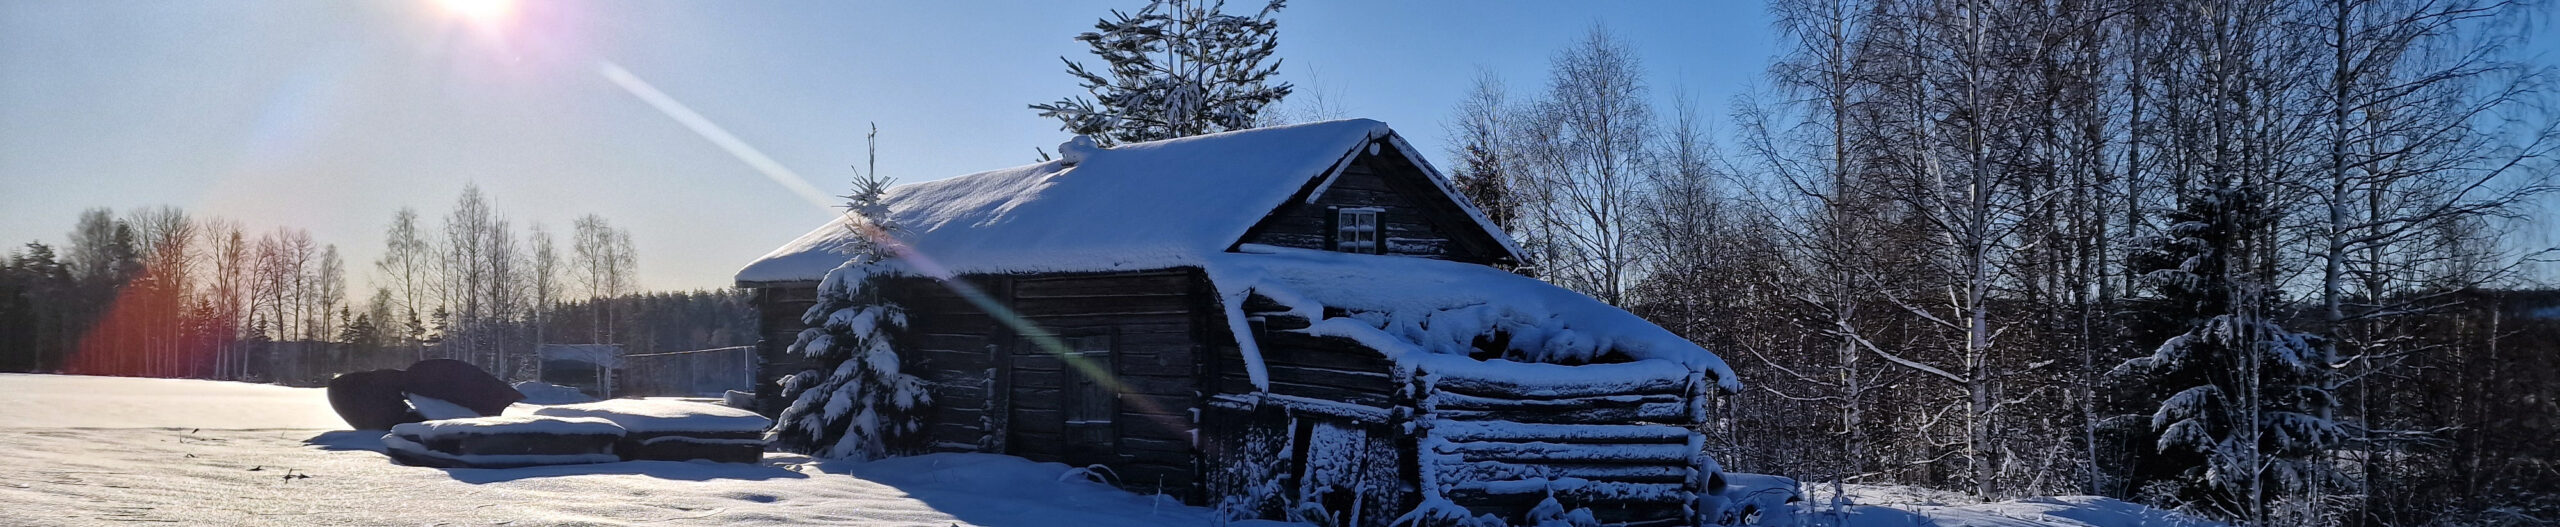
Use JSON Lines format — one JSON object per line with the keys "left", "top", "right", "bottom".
{"left": 0, "top": 0, "right": 1775, "bottom": 291}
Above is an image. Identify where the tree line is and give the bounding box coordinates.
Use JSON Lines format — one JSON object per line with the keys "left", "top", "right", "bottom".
{"left": 0, "top": 184, "right": 750, "bottom": 385}
{"left": 1031, "top": 0, "right": 2553, "bottom": 522}
{"left": 1428, "top": 1, "right": 2553, "bottom": 525}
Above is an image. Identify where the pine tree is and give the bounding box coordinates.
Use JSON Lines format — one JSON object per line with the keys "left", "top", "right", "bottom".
{"left": 1450, "top": 141, "right": 1512, "bottom": 232}
{"left": 2112, "top": 183, "right": 2344, "bottom": 518}
{"left": 767, "top": 125, "right": 931, "bottom": 460}
{"left": 1445, "top": 70, "right": 1514, "bottom": 233}
{"left": 1030, "top": 0, "right": 1293, "bottom": 146}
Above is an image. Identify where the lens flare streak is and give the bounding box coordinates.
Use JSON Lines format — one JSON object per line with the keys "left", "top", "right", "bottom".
{"left": 607, "top": 68, "right": 1187, "bottom": 435}
{"left": 597, "top": 61, "right": 838, "bottom": 210}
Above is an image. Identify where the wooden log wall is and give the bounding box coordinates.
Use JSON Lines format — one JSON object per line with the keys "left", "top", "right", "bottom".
{"left": 890, "top": 275, "right": 1009, "bottom": 456}
{"left": 1202, "top": 291, "right": 1417, "bottom": 526}
{"left": 747, "top": 283, "right": 820, "bottom": 416}
{"left": 752, "top": 269, "right": 1214, "bottom": 502}
{"left": 995, "top": 270, "right": 1204, "bottom": 496}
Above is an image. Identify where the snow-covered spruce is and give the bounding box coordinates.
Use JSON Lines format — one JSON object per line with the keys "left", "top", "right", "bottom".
{"left": 768, "top": 163, "right": 931, "bottom": 461}
{"left": 1030, "top": 0, "right": 1292, "bottom": 146}
{"left": 2112, "top": 184, "right": 2344, "bottom": 516}
{"left": 767, "top": 262, "right": 930, "bottom": 461}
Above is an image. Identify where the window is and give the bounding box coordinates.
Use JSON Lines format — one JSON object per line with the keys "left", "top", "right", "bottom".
{"left": 1335, "top": 208, "right": 1380, "bottom": 254}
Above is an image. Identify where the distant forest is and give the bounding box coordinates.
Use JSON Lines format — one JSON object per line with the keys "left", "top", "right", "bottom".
{"left": 1409, "top": 1, "right": 2560, "bottom": 525}
{"left": 0, "top": 184, "right": 753, "bottom": 385}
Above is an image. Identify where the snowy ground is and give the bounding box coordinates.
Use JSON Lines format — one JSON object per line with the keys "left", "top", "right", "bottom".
{"left": 0, "top": 373, "right": 2216, "bottom": 526}
{"left": 1775, "top": 482, "right": 2224, "bottom": 527}
{"left": 0, "top": 373, "right": 1286, "bottom": 526}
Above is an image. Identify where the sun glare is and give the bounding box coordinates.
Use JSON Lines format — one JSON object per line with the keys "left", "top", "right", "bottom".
{"left": 436, "top": 0, "right": 514, "bottom": 23}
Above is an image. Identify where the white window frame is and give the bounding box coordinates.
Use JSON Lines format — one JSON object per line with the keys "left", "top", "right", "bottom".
{"left": 1336, "top": 207, "right": 1382, "bottom": 254}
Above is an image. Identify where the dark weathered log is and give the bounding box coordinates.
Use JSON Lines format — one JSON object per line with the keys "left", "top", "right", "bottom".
{"left": 1111, "top": 373, "right": 1196, "bottom": 397}
{"left": 1012, "top": 272, "right": 1192, "bottom": 298}
{"left": 914, "top": 333, "right": 998, "bottom": 352}
{"left": 1117, "top": 330, "right": 1196, "bottom": 353}
{"left": 1265, "top": 364, "right": 1396, "bottom": 395}
{"left": 1267, "top": 379, "right": 1394, "bottom": 408}
{"left": 1430, "top": 460, "right": 1694, "bottom": 484}
{"left": 1258, "top": 314, "right": 1313, "bottom": 331}
{"left": 1426, "top": 404, "right": 1687, "bottom": 425}
{"left": 1115, "top": 393, "right": 1198, "bottom": 422}
{"left": 918, "top": 350, "right": 994, "bottom": 376}
{"left": 1427, "top": 421, "right": 1692, "bottom": 445}
{"left": 924, "top": 421, "right": 986, "bottom": 450}
{"left": 1250, "top": 232, "right": 1330, "bottom": 251}
{"left": 1383, "top": 238, "right": 1452, "bottom": 256}
{"left": 1433, "top": 440, "right": 1693, "bottom": 465}
{"left": 1012, "top": 386, "right": 1062, "bottom": 409}
{"left": 1242, "top": 293, "right": 1296, "bottom": 313}
{"left": 1014, "top": 312, "right": 1191, "bottom": 329}
{"left": 1013, "top": 294, "right": 1193, "bottom": 318}
{"left": 1429, "top": 371, "right": 1688, "bottom": 399}
{"left": 1118, "top": 352, "right": 1194, "bottom": 377}
{"left": 1429, "top": 391, "right": 1681, "bottom": 411}
{"left": 1443, "top": 480, "right": 1688, "bottom": 505}
{"left": 1425, "top": 392, "right": 1689, "bottom": 425}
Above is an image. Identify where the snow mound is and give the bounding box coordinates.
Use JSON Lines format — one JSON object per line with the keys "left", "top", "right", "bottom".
{"left": 1057, "top": 134, "right": 1099, "bottom": 165}
{"left": 531, "top": 398, "right": 772, "bottom": 434}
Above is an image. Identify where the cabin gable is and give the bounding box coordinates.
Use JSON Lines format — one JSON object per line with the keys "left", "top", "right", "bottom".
{"left": 733, "top": 120, "right": 1720, "bottom": 524}
{"left": 1235, "top": 138, "right": 1517, "bottom": 267}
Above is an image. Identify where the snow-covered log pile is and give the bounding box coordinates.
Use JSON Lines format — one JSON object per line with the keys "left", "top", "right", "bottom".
{"left": 383, "top": 415, "right": 626, "bottom": 469}
{"left": 1210, "top": 249, "right": 1732, "bottom": 525}
{"left": 533, "top": 399, "right": 772, "bottom": 463}
{"left": 1410, "top": 355, "right": 1713, "bottom": 526}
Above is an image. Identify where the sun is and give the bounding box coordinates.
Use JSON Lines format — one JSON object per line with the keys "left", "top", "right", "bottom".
{"left": 435, "top": 0, "right": 515, "bottom": 23}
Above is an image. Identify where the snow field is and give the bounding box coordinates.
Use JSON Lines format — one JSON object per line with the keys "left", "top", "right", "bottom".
{"left": 0, "top": 374, "right": 1291, "bottom": 526}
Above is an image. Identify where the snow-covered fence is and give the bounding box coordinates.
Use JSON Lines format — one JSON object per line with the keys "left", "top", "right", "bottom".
{"left": 619, "top": 346, "right": 755, "bottom": 397}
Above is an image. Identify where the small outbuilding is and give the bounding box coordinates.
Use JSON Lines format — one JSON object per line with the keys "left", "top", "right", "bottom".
{"left": 735, "top": 119, "right": 1740, "bottom": 526}
{"left": 537, "top": 344, "right": 624, "bottom": 398}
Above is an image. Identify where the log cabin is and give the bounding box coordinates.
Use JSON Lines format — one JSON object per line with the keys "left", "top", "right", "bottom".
{"left": 733, "top": 119, "right": 1742, "bottom": 526}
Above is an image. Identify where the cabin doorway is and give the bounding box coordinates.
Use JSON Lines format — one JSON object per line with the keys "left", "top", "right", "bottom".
{"left": 1006, "top": 331, "right": 1118, "bottom": 468}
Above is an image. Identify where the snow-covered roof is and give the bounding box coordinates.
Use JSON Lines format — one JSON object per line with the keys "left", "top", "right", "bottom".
{"left": 532, "top": 399, "right": 772, "bottom": 434}
{"left": 538, "top": 344, "right": 625, "bottom": 368}
{"left": 1207, "top": 247, "right": 1740, "bottom": 393}
{"left": 735, "top": 119, "right": 1524, "bottom": 284}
